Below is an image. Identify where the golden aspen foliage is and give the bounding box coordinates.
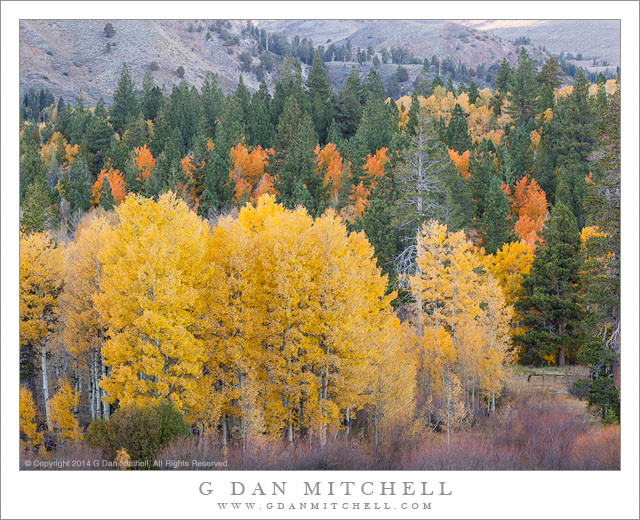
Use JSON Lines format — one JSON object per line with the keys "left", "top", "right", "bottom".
{"left": 207, "top": 195, "right": 394, "bottom": 442}
{"left": 115, "top": 448, "right": 131, "bottom": 469}
{"left": 369, "top": 317, "right": 418, "bottom": 445}
{"left": 20, "top": 386, "right": 42, "bottom": 449}
{"left": 40, "top": 131, "right": 78, "bottom": 167}
{"left": 484, "top": 240, "right": 534, "bottom": 351}
{"left": 61, "top": 215, "right": 114, "bottom": 362}
{"left": 49, "top": 379, "right": 83, "bottom": 444}
{"left": 411, "top": 220, "right": 513, "bottom": 416}
{"left": 20, "top": 231, "right": 63, "bottom": 349}
{"left": 397, "top": 91, "right": 510, "bottom": 144}
{"left": 94, "top": 193, "right": 210, "bottom": 420}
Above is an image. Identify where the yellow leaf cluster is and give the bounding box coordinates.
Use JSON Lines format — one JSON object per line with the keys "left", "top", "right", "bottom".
{"left": 20, "top": 386, "right": 42, "bottom": 449}
{"left": 49, "top": 380, "right": 83, "bottom": 444}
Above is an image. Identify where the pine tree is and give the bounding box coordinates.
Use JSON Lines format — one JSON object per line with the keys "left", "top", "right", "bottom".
{"left": 406, "top": 90, "right": 420, "bottom": 135}
{"left": 270, "top": 96, "right": 322, "bottom": 214}
{"left": 141, "top": 70, "right": 163, "bottom": 122}
{"left": 85, "top": 113, "right": 113, "bottom": 175}
{"left": 479, "top": 175, "right": 513, "bottom": 254}
{"left": 21, "top": 181, "right": 56, "bottom": 233}
{"left": 354, "top": 94, "right": 396, "bottom": 156}
{"left": 248, "top": 81, "right": 273, "bottom": 148}
{"left": 199, "top": 150, "right": 234, "bottom": 218}
{"left": 445, "top": 104, "right": 471, "bottom": 153}
{"left": 537, "top": 55, "right": 563, "bottom": 89}
{"left": 353, "top": 163, "right": 398, "bottom": 284}
{"left": 504, "top": 48, "right": 540, "bottom": 123}
{"left": 201, "top": 72, "right": 225, "bottom": 137}
{"left": 446, "top": 78, "right": 456, "bottom": 96}
{"left": 99, "top": 175, "right": 116, "bottom": 211}
{"left": 580, "top": 84, "right": 620, "bottom": 420}
{"left": 307, "top": 51, "right": 333, "bottom": 144}
{"left": 495, "top": 58, "right": 512, "bottom": 94}
{"left": 110, "top": 63, "right": 140, "bottom": 135}
{"left": 64, "top": 156, "right": 92, "bottom": 214}
{"left": 468, "top": 80, "right": 480, "bottom": 105}
{"left": 515, "top": 202, "right": 583, "bottom": 366}
{"left": 20, "top": 142, "right": 46, "bottom": 203}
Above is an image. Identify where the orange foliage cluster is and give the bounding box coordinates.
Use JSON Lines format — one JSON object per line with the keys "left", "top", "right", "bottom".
{"left": 345, "top": 147, "right": 390, "bottom": 222}
{"left": 315, "top": 143, "right": 346, "bottom": 203}
{"left": 362, "top": 147, "right": 388, "bottom": 183}
{"left": 229, "top": 143, "right": 275, "bottom": 204}
{"left": 178, "top": 155, "right": 203, "bottom": 211}
{"left": 502, "top": 175, "right": 549, "bottom": 249}
{"left": 133, "top": 145, "right": 155, "bottom": 180}
{"left": 91, "top": 167, "right": 126, "bottom": 206}
{"left": 448, "top": 149, "right": 471, "bottom": 179}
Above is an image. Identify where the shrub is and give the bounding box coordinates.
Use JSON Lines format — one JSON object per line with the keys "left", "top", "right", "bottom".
{"left": 149, "top": 61, "right": 160, "bottom": 71}
{"left": 176, "top": 66, "right": 185, "bottom": 78}
{"left": 104, "top": 23, "right": 115, "bottom": 38}
{"left": 570, "top": 378, "right": 590, "bottom": 399}
{"left": 85, "top": 402, "right": 190, "bottom": 468}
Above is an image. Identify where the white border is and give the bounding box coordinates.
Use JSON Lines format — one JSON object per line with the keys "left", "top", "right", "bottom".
{"left": 2, "top": 2, "right": 638, "bottom": 519}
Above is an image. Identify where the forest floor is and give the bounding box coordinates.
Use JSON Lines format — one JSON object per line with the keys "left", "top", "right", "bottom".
{"left": 21, "top": 364, "right": 618, "bottom": 471}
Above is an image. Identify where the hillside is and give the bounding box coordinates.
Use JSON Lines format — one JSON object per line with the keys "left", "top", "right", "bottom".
{"left": 20, "top": 19, "right": 619, "bottom": 106}
{"left": 459, "top": 20, "right": 620, "bottom": 68}
{"left": 19, "top": 19, "right": 269, "bottom": 104}
{"left": 20, "top": 19, "right": 541, "bottom": 104}
{"left": 258, "top": 19, "right": 540, "bottom": 69}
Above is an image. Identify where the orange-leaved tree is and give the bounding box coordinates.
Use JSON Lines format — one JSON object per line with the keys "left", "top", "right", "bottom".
{"left": 502, "top": 175, "right": 549, "bottom": 249}
{"left": 91, "top": 166, "right": 126, "bottom": 206}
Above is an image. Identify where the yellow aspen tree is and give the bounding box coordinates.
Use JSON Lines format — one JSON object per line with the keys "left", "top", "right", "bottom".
{"left": 485, "top": 240, "right": 534, "bottom": 343}
{"left": 94, "top": 193, "right": 210, "bottom": 420}
{"left": 202, "top": 205, "right": 272, "bottom": 446}
{"left": 48, "top": 379, "right": 83, "bottom": 445}
{"left": 208, "top": 195, "right": 394, "bottom": 445}
{"left": 369, "top": 317, "right": 417, "bottom": 447}
{"left": 307, "top": 211, "right": 392, "bottom": 444}
{"left": 61, "top": 212, "right": 116, "bottom": 421}
{"left": 20, "top": 386, "right": 42, "bottom": 449}
{"left": 20, "top": 231, "right": 63, "bottom": 430}
{"left": 411, "top": 220, "right": 483, "bottom": 429}
{"left": 474, "top": 275, "right": 513, "bottom": 411}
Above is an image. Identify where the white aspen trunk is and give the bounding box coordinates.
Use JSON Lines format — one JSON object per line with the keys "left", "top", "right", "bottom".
{"left": 94, "top": 351, "right": 101, "bottom": 419}
{"left": 100, "top": 353, "right": 109, "bottom": 419}
{"left": 287, "top": 411, "right": 293, "bottom": 444}
{"left": 41, "top": 340, "right": 52, "bottom": 430}
{"left": 89, "top": 362, "right": 96, "bottom": 421}
{"left": 345, "top": 407, "right": 350, "bottom": 436}
{"left": 73, "top": 361, "right": 79, "bottom": 415}
{"left": 221, "top": 415, "right": 228, "bottom": 447}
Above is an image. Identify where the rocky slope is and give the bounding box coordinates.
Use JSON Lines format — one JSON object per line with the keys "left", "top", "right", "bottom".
{"left": 20, "top": 19, "right": 618, "bottom": 105}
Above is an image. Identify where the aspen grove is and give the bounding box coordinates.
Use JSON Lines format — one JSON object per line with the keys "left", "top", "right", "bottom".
{"left": 19, "top": 46, "right": 620, "bottom": 463}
